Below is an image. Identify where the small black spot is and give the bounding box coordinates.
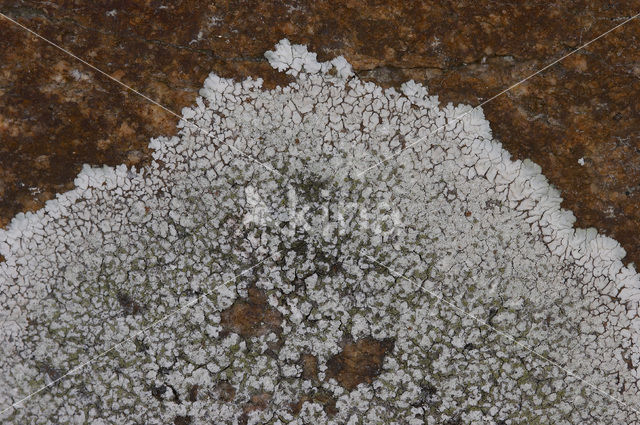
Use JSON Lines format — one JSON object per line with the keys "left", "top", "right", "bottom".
{"left": 37, "top": 361, "right": 61, "bottom": 384}
{"left": 151, "top": 384, "right": 166, "bottom": 401}
{"left": 412, "top": 381, "right": 439, "bottom": 407}
{"left": 166, "top": 383, "right": 182, "bottom": 403}
{"left": 188, "top": 385, "right": 198, "bottom": 402}
{"left": 117, "top": 292, "right": 142, "bottom": 316}
{"left": 134, "top": 338, "right": 149, "bottom": 352}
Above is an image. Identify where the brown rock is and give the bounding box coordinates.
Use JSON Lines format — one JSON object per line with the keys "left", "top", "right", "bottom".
{"left": 300, "top": 353, "right": 319, "bottom": 381}
{"left": 325, "top": 337, "right": 395, "bottom": 391}
{"left": 219, "top": 287, "right": 282, "bottom": 338}
{"left": 239, "top": 392, "right": 271, "bottom": 425}
{"left": 290, "top": 394, "right": 312, "bottom": 415}
{"left": 0, "top": 3, "right": 638, "bottom": 265}
{"left": 317, "top": 391, "right": 337, "bottom": 416}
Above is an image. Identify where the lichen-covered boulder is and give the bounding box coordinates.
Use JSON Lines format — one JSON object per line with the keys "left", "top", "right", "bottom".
{"left": 1, "top": 39, "right": 639, "bottom": 424}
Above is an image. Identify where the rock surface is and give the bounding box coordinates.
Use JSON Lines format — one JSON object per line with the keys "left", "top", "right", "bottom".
{"left": 0, "top": 1, "right": 638, "bottom": 266}
{"left": 1, "top": 32, "right": 639, "bottom": 423}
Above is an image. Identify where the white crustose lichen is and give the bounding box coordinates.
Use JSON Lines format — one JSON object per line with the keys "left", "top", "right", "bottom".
{"left": 1, "top": 39, "right": 639, "bottom": 424}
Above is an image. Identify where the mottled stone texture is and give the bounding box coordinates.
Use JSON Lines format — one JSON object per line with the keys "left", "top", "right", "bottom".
{"left": 0, "top": 1, "right": 638, "bottom": 267}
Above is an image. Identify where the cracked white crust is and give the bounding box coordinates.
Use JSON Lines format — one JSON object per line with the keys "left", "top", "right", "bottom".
{"left": 0, "top": 39, "right": 639, "bottom": 424}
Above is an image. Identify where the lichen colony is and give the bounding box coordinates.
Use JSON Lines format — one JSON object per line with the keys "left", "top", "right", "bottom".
{"left": 1, "top": 40, "right": 639, "bottom": 424}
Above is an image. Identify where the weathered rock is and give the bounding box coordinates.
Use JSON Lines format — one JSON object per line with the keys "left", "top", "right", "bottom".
{"left": 325, "top": 337, "right": 395, "bottom": 391}
{"left": 0, "top": 1, "right": 637, "bottom": 267}
{"left": 220, "top": 287, "right": 282, "bottom": 338}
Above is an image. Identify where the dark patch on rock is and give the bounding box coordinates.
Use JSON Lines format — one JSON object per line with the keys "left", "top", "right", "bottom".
{"left": 217, "top": 380, "right": 236, "bottom": 403}
{"left": 300, "top": 353, "right": 319, "bottom": 381}
{"left": 36, "top": 361, "right": 61, "bottom": 385}
{"left": 220, "top": 287, "right": 282, "bottom": 338}
{"left": 188, "top": 384, "right": 198, "bottom": 402}
{"left": 151, "top": 384, "right": 167, "bottom": 401}
{"left": 412, "top": 381, "right": 439, "bottom": 407}
{"left": 325, "top": 337, "right": 395, "bottom": 391}
{"left": 116, "top": 291, "right": 142, "bottom": 316}
{"left": 173, "top": 416, "right": 192, "bottom": 425}
{"left": 239, "top": 392, "right": 271, "bottom": 425}
{"left": 315, "top": 390, "right": 338, "bottom": 416}
{"left": 290, "top": 395, "right": 311, "bottom": 415}
{"left": 134, "top": 337, "right": 149, "bottom": 353}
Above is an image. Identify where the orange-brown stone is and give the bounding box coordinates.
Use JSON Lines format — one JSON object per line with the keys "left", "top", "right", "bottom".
{"left": 220, "top": 287, "right": 282, "bottom": 338}
{"left": 1, "top": 1, "right": 638, "bottom": 266}
{"left": 325, "top": 337, "right": 395, "bottom": 391}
